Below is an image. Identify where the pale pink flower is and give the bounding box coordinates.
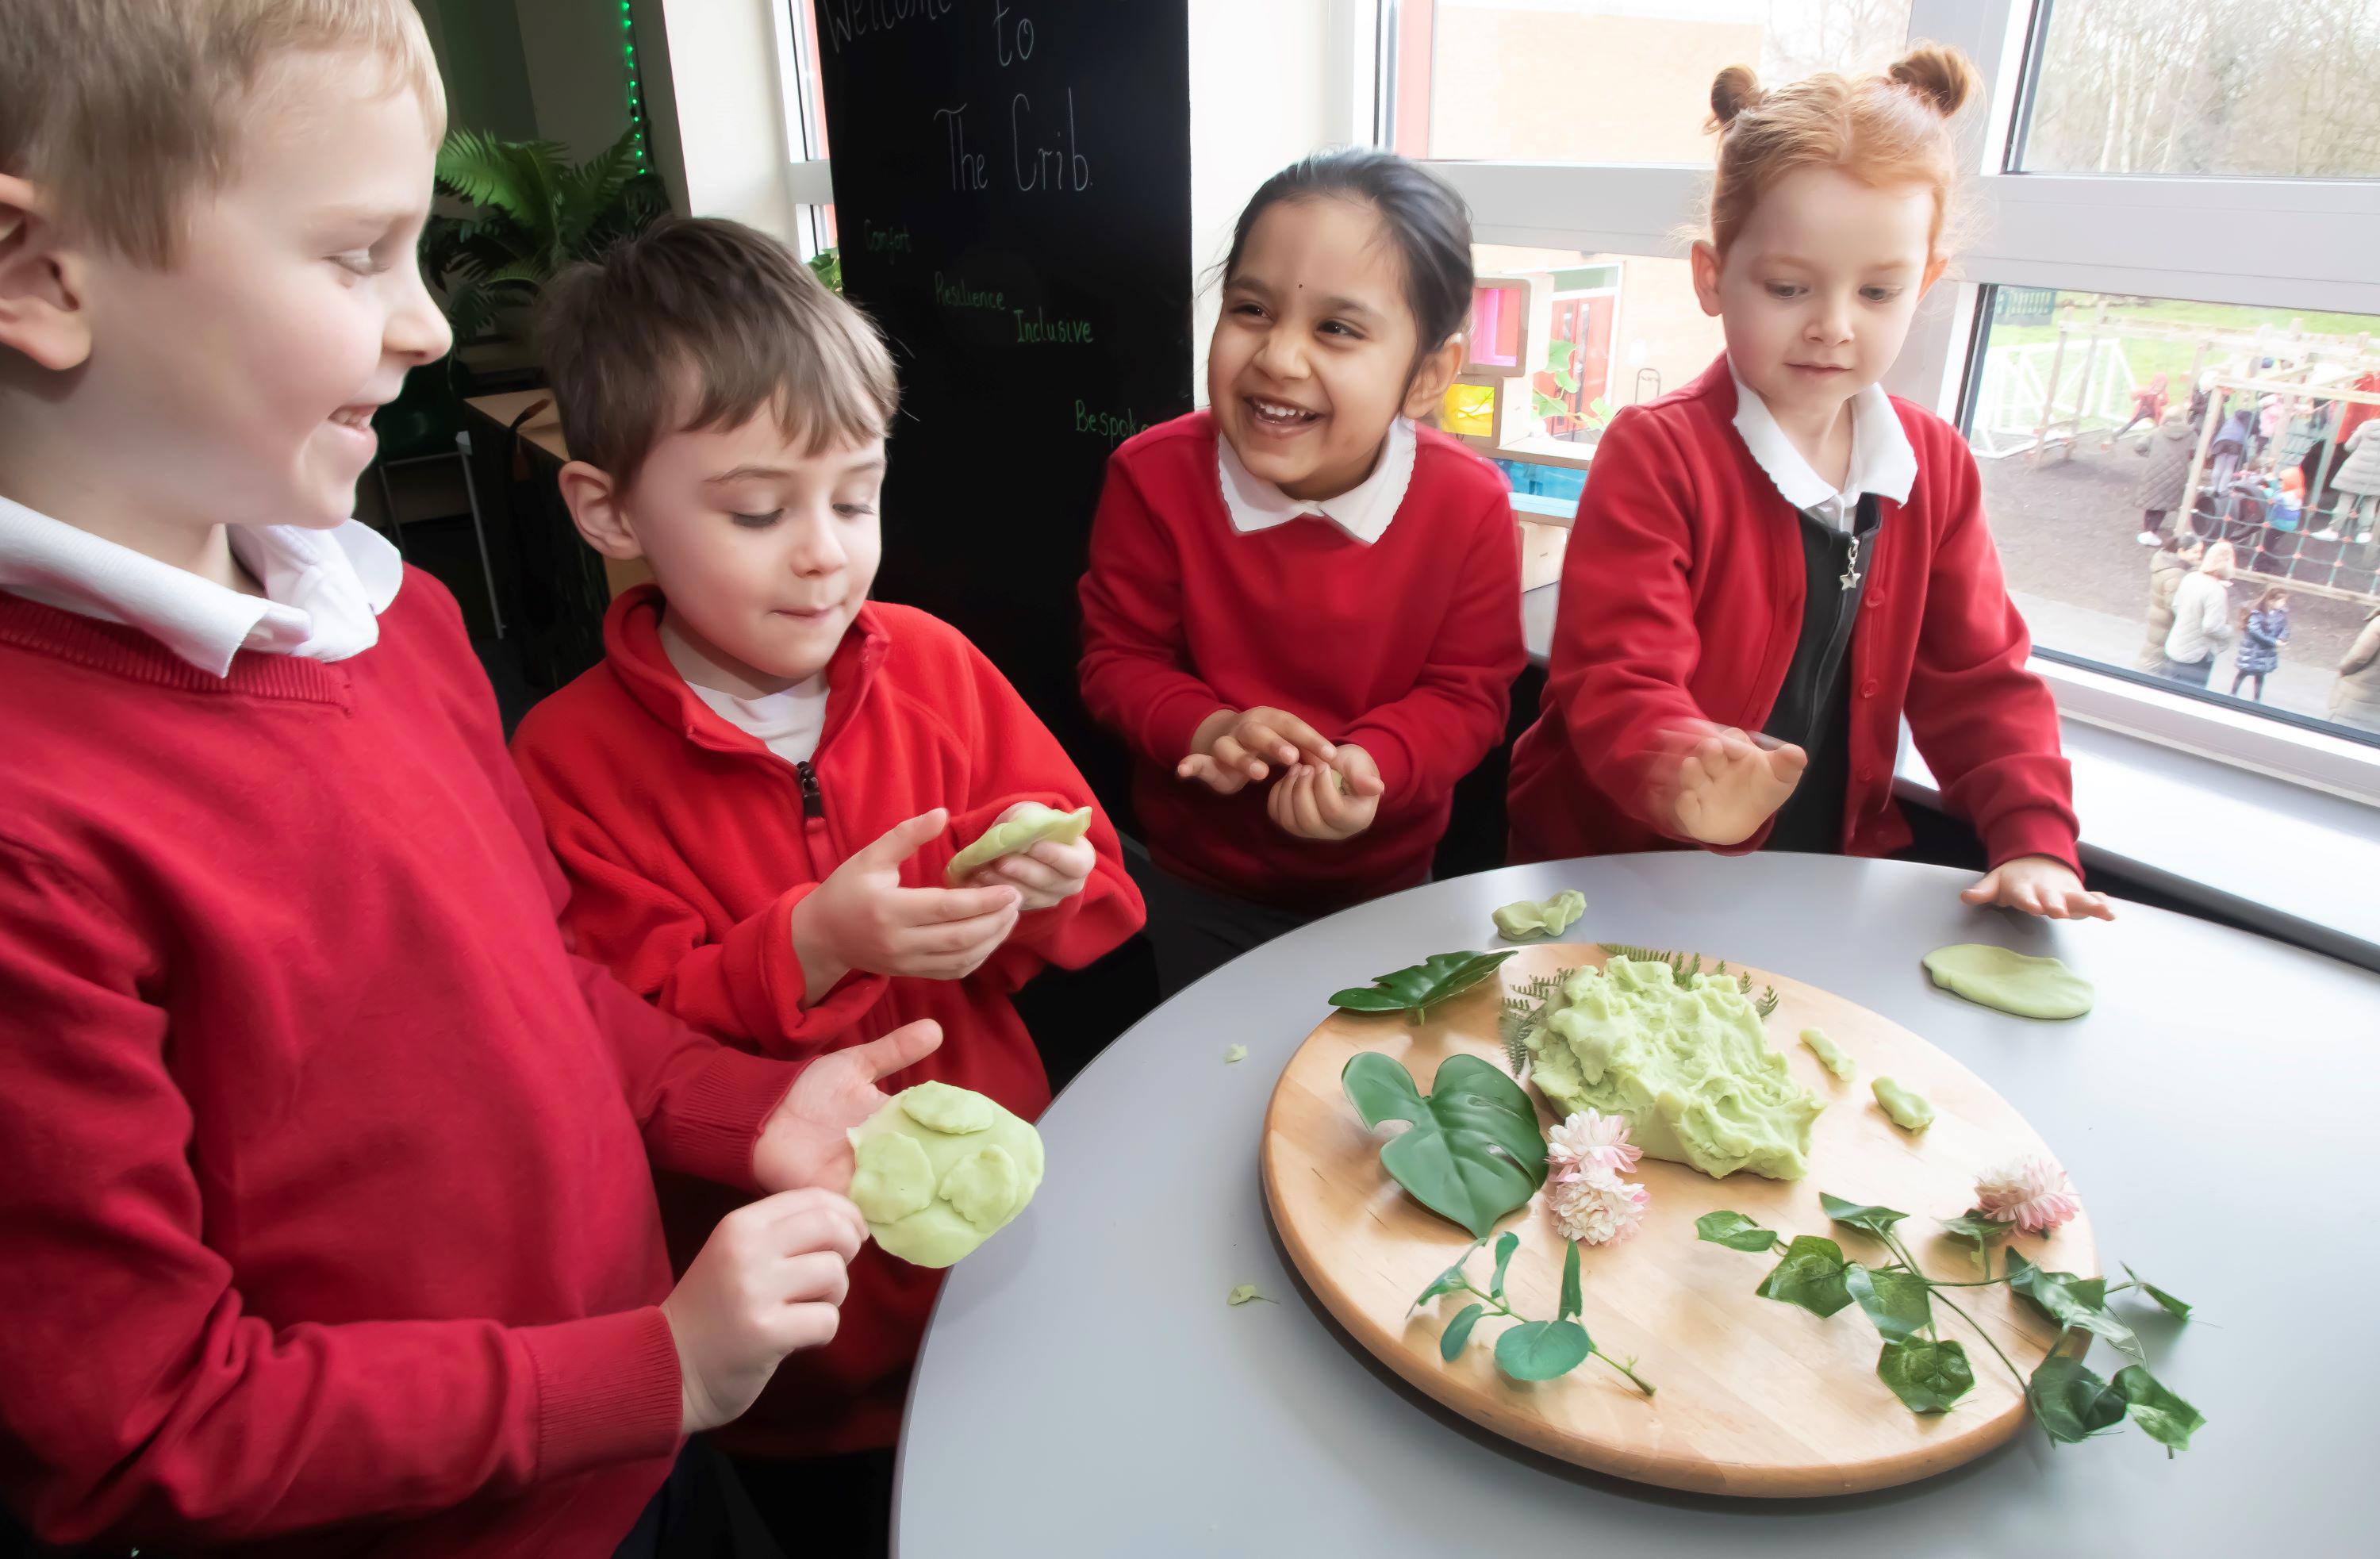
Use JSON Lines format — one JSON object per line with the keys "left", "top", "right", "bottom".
{"left": 1548, "top": 1109, "right": 1642, "bottom": 1179}
{"left": 1975, "top": 1154, "right": 2082, "bottom": 1234}
{"left": 1548, "top": 1165, "right": 1650, "bottom": 1246}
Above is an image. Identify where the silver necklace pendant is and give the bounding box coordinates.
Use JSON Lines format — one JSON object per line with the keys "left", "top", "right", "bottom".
{"left": 1840, "top": 532, "right": 1864, "bottom": 592}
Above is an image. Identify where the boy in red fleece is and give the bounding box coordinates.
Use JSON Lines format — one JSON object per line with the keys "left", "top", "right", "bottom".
{"left": 0, "top": 5, "right": 932, "bottom": 1556}
{"left": 508, "top": 217, "right": 1145, "bottom": 1549}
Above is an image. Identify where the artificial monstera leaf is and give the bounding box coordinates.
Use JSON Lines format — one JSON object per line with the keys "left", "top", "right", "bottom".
{"left": 1329, "top": 950, "right": 1518, "bottom": 1025}
{"left": 1342, "top": 1052, "right": 1547, "bottom": 1238}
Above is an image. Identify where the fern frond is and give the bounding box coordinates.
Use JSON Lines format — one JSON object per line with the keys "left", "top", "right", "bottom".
{"left": 1497, "top": 1002, "right": 1535, "bottom": 1078}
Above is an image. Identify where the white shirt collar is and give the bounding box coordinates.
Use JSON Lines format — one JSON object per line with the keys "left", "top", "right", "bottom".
{"left": 1215, "top": 416, "right": 1418, "bottom": 546}
{"left": 1729, "top": 363, "right": 1917, "bottom": 531}
{"left": 0, "top": 493, "right": 403, "bottom": 677}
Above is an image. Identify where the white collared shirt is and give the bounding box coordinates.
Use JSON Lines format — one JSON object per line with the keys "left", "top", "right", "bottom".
{"left": 0, "top": 493, "right": 403, "bottom": 677}
{"left": 1729, "top": 363, "right": 1917, "bottom": 532}
{"left": 660, "top": 616, "right": 830, "bottom": 765}
{"left": 1215, "top": 415, "right": 1418, "bottom": 546}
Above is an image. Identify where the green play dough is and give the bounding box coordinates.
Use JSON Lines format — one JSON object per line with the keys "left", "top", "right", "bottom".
{"left": 1799, "top": 1027, "right": 1856, "bottom": 1081}
{"left": 1522, "top": 955, "right": 1823, "bottom": 1181}
{"left": 846, "top": 1083, "right": 1045, "bottom": 1267}
{"left": 1922, "top": 943, "right": 2094, "bottom": 1020}
{"left": 1872, "top": 1076, "right": 1934, "bottom": 1132}
{"left": 946, "top": 803, "right": 1094, "bottom": 884}
{"left": 1491, "top": 889, "right": 1587, "bottom": 941}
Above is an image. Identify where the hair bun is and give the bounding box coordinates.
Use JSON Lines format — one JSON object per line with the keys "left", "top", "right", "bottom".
{"left": 1707, "top": 65, "right": 1763, "bottom": 130}
{"left": 1888, "top": 44, "right": 1979, "bottom": 119}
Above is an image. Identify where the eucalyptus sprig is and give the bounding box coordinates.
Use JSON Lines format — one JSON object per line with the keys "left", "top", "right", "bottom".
{"left": 1695, "top": 1196, "right": 2203, "bottom": 1453}
{"left": 1415, "top": 1232, "right": 1656, "bottom": 1396}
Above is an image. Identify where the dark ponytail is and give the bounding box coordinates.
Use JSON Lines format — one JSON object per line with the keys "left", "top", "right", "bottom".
{"left": 1222, "top": 148, "right": 1475, "bottom": 374}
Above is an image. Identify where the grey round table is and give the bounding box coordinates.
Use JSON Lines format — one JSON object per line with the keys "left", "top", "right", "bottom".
{"left": 895, "top": 853, "right": 2375, "bottom": 1554}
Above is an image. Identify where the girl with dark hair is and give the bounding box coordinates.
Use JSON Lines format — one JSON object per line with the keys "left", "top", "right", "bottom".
{"left": 1078, "top": 149, "right": 1525, "bottom": 993}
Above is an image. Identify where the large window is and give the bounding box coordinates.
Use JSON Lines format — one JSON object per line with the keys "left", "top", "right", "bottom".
{"left": 1396, "top": 0, "right": 2380, "bottom": 773}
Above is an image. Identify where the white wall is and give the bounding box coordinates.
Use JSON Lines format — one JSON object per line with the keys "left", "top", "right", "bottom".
{"left": 512, "top": 0, "right": 635, "bottom": 161}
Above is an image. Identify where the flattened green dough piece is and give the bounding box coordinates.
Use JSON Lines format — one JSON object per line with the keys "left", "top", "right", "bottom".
{"left": 946, "top": 803, "right": 1094, "bottom": 884}
{"left": 1522, "top": 955, "right": 1823, "bottom": 1180}
{"left": 848, "top": 1132, "right": 935, "bottom": 1224}
{"left": 1491, "top": 889, "right": 1587, "bottom": 942}
{"left": 1872, "top": 1076, "right": 1934, "bottom": 1132}
{"left": 900, "top": 1078, "right": 994, "bottom": 1135}
{"left": 1799, "top": 1027, "right": 1856, "bottom": 1081}
{"left": 1922, "top": 943, "right": 2094, "bottom": 1020}
{"left": 846, "top": 1082, "right": 1045, "bottom": 1268}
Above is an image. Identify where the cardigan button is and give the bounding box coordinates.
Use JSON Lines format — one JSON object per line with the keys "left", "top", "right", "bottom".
{"left": 1857, "top": 766, "right": 1876, "bottom": 784}
{"left": 1862, "top": 678, "right": 1879, "bottom": 698}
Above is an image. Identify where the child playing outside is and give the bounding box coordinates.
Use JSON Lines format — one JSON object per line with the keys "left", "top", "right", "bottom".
{"left": 1506, "top": 46, "right": 2113, "bottom": 922}
{"left": 1078, "top": 150, "right": 1526, "bottom": 991}
{"left": 0, "top": 5, "right": 920, "bottom": 1553}
{"left": 2232, "top": 586, "right": 2290, "bottom": 701}
{"left": 509, "top": 217, "right": 1144, "bottom": 1549}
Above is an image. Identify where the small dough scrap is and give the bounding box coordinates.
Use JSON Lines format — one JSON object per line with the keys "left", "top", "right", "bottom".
{"left": 946, "top": 803, "right": 1095, "bottom": 884}
{"left": 846, "top": 1082, "right": 1046, "bottom": 1268}
{"left": 1922, "top": 943, "right": 2094, "bottom": 1020}
{"left": 849, "top": 1132, "right": 935, "bottom": 1224}
{"left": 1224, "top": 1045, "right": 1248, "bottom": 1064}
{"left": 1492, "top": 889, "right": 1587, "bottom": 942}
{"left": 1872, "top": 1076, "right": 1934, "bottom": 1132}
{"left": 1799, "top": 1027, "right": 1856, "bottom": 1081}
{"left": 939, "top": 1146, "right": 1022, "bottom": 1230}
{"left": 900, "top": 1078, "right": 995, "bottom": 1135}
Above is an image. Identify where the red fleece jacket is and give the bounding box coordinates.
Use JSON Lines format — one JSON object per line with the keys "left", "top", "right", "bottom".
{"left": 1078, "top": 411, "right": 1526, "bottom": 912}
{"left": 0, "top": 574, "right": 801, "bottom": 1557}
{"left": 1507, "top": 355, "right": 2080, "bottom": 871}
{"left": 511, "top": 586, "right": 1143, "bottom": 1457}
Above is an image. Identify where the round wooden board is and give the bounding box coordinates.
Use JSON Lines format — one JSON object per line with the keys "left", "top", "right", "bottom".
{"left": 1259, "top": 943, "right": 2099, "bottom": 1498}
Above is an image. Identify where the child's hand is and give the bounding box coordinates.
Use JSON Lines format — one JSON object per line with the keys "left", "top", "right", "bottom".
{"left": 963, "top": 802, "right": 1094, "bottom": 912}
{"left": 789, "top": 811, "right": 1021, "bottom": 993}
{"left": 1178, "top": 706, "right": 1338, "bottom": 795}
{"left": 1656, "top": 724, "right": 1807, "bottom": 846}
{"left": 1961, "top": 855, "right": 2114, "bottom": 921}
{"left": 753, "top": 1018, "right": 944, "bottom": 1193}
{"left": 661, "top": 1187, "right": 867, "bottom": 1434}
{"left": 1266, "top": 744, "right": 1385, "bottom": 841}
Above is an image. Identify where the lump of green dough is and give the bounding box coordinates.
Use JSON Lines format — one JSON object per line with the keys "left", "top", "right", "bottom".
{"left": 946, "top": 803, "right": 1094, "bottom": 884}
{"left": 900, "top": 1078, "right": 995, "bottom": 1135}
{"left": 1491, "top": 889, "right": 1587, "bottom": 942}
{"left": 1799, "top": 1027, "right": 1856, "bottom": 1081}
{"left": 846, "top": 1083, "right": 1046, "bottom": 1267}
{"left": 849, "top": 1132, "right": 935, "bottom": 1224}
{"left": 1922, "top": 943, "right": 2094, "bottom": 1020}
{"left": 939, "top": 1146, "right": 1022, "bottom": 1229}
{"left": 1872, "top": 1076, "right": 1934, "bottom": 1132}
{"left": 1522, "top": 955, "right": 1822, "bottom": 1180}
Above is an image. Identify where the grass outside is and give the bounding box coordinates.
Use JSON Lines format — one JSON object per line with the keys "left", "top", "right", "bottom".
{"left": 1990, "top": 297, "right": 2380, "bottom": 401}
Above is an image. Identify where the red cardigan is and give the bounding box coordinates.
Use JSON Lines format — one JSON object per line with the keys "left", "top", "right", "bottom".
{"left": 1507, "top": 356, "right": 2081, "bottom": 871}
{"left": 0, "top": 575, "right": 801, "bottom": 1557}
{"left": 511, "top": 586, "right": 1143, "bottom": 1457}
{"left": 1078, "top": 411, "right": 1526, "bottom": 911}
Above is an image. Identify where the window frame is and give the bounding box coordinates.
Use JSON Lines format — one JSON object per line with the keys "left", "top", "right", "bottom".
{"left": 769, "top": 0, "right": 835, "bottom": 258}
{"left": 1390, "top": 0, "right": 2380, "bottom": 802}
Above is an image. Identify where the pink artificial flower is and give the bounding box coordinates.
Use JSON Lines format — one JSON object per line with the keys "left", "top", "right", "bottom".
{"left": 1548, "top": 1109, "right": 1642, "bottom": 1179}
{"left": 1548, "top": 1165, "right": 1650, "bottom": 1246}
{"left": 1975, "top": 1154, "right": 2082, "bottom": 1235}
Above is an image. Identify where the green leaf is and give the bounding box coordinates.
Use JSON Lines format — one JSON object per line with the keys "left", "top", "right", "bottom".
{"left": 1490, "top": 1231, "right": 1519, "bottom": 1301}
{"left": 1341, "top": 1052, "right": 1548, "bottom": 1238}
{"left": 2123, "top": 1264, "right": 2194, "bottom": 1321}
{"left": 1552, "top": 366, "right": 1580, "bottom": 394}
{"left": 1329, "top": 949, "right": 1518, "bottom": 1022}
{"left": 1844, "top": 1264, "right": 1933, "bottom": 1342}
{"left": 1756, "top": 1235, "right": 1855, "bottom": 1317}
{"left": 1224, "top": 1284, "right": 1273, "bottom": 1306}
{"left": 1939, "top": 1210, "right": 2010, "bottom": 1246}
{"left": 1558, "top": 1238, "right": 1583, "bottom": 1323}
{"left": 2027, "top": 1354, "right": 2128, "bottom": 1443}
{"left": 1820, "top": 1192, "right": 1911, "bottom": 1242}
{"left": 1494, "top": 1319, "right": 1593, "bottom": 1381}
{"left": 2006, "top": 1250, "right": 2144, "bottom": 1364}
{"left": 1440, "top": 1303, "right": 1487, "bottom": 1361}
{"left": 2113, "top": 1365, "right": 2205, "bottom": 1454}
{"left": 1411, "top": 1238, "right": 1486, "bottom": 1310}
{"left": 1876, "top": 1337, "right": 1974, "bottom": 1413}
{"left": 1695, "top": 1211, "right": 1782, "bottom": 1252}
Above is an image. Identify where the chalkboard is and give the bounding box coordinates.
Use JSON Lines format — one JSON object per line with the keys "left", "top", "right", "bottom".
{"left": 812, "top": 0, "right": 1195, "bottom": 809}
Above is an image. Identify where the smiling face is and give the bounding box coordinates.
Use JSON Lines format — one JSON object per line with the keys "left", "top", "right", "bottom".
{"left": 1692, "top": 165, "right": 1940, "bottom": 436}
{"left": 1207, "top": 195, "right": 1455, "bottom": 503}
{"left": 595, "top": 410, "right": 888, "bottom": 696}
{"left": 60, "top": 50, "right": 450, "bottom": 539}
